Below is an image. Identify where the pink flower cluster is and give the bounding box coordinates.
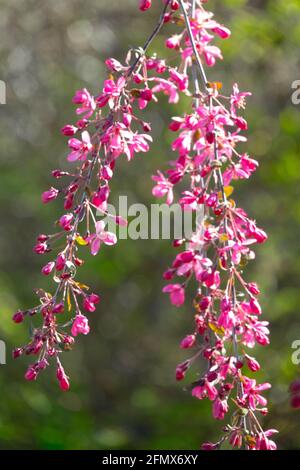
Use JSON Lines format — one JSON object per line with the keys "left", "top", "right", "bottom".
{"left": 13, "top": 0, "right": 276, "bottom": 450}
{"left": 13, "top": 2, "right": 174, "bottom": 391}
{"left": 151, "top": 0, "right": 276, "bottom": 450}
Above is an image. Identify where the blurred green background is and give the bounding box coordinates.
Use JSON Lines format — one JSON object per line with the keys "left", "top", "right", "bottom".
{"left": 0, "top": 0, "right": 300, "bottom": 450}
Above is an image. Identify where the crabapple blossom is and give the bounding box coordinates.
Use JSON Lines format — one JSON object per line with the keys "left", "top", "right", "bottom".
{"left": 13, "top": 0, "right": 276, "bottom": 450}
{"left": 14, "top": 0, "right": 173, "bottom": 391}
{"left": 150, "top": 0, "right": 276, "bottom": 450}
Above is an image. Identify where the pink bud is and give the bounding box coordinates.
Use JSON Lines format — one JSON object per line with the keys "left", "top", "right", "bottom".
{"left": 59, "top": 213, "right": 73, "bottom": 231}
{"left": 250, "top": 297, "right": 262, "bottom": 315}
{"left": 61, "top": 124, "right": 78, "bottom": 136}
{"left": 139, "top": 0, "right": 151, "bottom": 12}
{"left": 291, "top": 395, "right": 300, "bottom": 409}
{"left": 162, "top": 284, "right": 185, "bottom": 307}
{"left": 13, "top": 311, "right": 24, "bottom": 323}
{"left": 57, "top": 365, "right": 70, "bottom": 391}
{"left": 234, "top": 116, "right": 248, "bottom": 130}
{"left": 246, "top": 355, "right": 261, "bottom": 372}
{"left": 290, "top": 380, "right": 300, "bottom": 394}
{"left": 33, "top": 242, "right": 48, "bottom": 254}
{"left": 13, "top": 347, "right": 23, "bottom": 358}
{"left": 56, "top": 253, "right": 66, "bottom": 271}
{"left": 212, "top": 25, "right": 231, "bottom": 39}
{"left": 101, "top": 166, "right": 113, "bottom": 180}
{"left": 64, "top": 194, "right": 74, "bottom": 210}
{"left": 25, "top": 366, "right": 37, "bottom": 381}
{"left": 37, "top": 234, "right": 49, "bottom": 242}
{"left": 140, "top": 88, "right": 153, "bottom": 102}
{"left": 202, "top": 442, "right": 218, "bottom": 451}
{"left": 41, "top": 261, "right": 55, "bottom": 276}
{"left": 52, "top": 302, "right": 64, "bottom": 314}
{"left": 83, "top": 294, "right": 100, "bottom": 312}
{"left": 247, "top": 282, "right": 260, "bottom": 295}
{"left": 176, "top": 361, "right": 189, "bottom": 381}
{"left": 52, "top": 169, "right": 68, "bottom": 178}
{"left": 42, "top": 187, "right": 59, "bottom": 204}
{"left": 213, "top": 398, "right": 228, "bottom": 420}
{"left": 180, "top": 334, "right": 196, "bottom": 349}
{"left": 71, "top": 314, "right": 90, "bottom": 336}
{"left": 170, "top": 0, "right": 179, "bottom": 10}
{"left": 165, "top": 35, "right": 181, "bottom": 49}
{"left": 114, "top": 215, "right": 128, "bottom": 226}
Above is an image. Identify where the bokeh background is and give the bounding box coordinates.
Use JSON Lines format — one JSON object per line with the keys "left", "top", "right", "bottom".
{"left": 0, "top": 0, "right": 299, "bottom": 450}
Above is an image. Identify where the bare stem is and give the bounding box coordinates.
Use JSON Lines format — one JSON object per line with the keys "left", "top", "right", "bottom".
{"left": 178, "top": 0, "right": 208, "bottom": 88}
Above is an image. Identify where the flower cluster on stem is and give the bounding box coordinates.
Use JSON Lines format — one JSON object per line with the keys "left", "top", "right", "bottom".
{"left": 150, "top": 0, "right": 276, "bottom": 450}
{"left": 13, "top": 0, "right": 276, "bottom": 450}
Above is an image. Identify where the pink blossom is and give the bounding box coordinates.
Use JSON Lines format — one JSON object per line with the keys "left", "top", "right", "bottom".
{"left": 242, "top": 377, "right": 271, "bottom": 410}
{"left": 201, "top": 442, "right": 218, "bottom": 451}
{"left": 139, "top": 0, "right": 151, "bottom": 11}
{"left": 192, "top": 380, "right": 218, "bottom": 401}
{"left": 230, "top": 83, "right": 251, "bottom": 115}
{"left": 180, "top": 334, "right": 196, "bottom": 349}
{"left": 13, "top": 311, "right": 24, "bottom": 324}
{"left": 83, "top": 293, "right": 101, "bottom": 312}
{"left": 165, "top": 34, "right": 182, "bottom": 49}
{"left": 246, "top": 355, "right": 261, "bottom": 372}
{"left": 88, "top": 221, "right": 117, "bottom": 256}
{"left": 25, "top": 366, "right": 38, "bottom": 381}
{"left": 152, "top": 171, "right": 174, "bottom": 205}
{"left": 105, "top": 57, "right": 125, "bottom": 72}
{"left": 56, "top": 253, "right": 66, "bottom": 271}
{"left": 72, "top": 88, "right": 96, "bottom": 118}
{"left": 162, "top": 283, "right": 185, "bottom": 307}
{"left": 41, "top": 261, "right": 55, "bottom": 276}
{"left": 61, "top": 124, "right": 78, "bottom": 136}
{"left": 255, "top": 430, "right": 278, "bottom": 450}
{"left": 96, "top": 77, "right": 125, "bottom": 108}
{"left": 151, "top": 78, "right": 179, "bottom": 104}
{"left": 68, "top": 131, "right": 93, "bottom": 162}
{"left": 169, "top": 68, "right": 189, "bottom": 92}
{"left": 42, "top": 187, "right": 59, "bottom": 203}
{"left": 59, "top": 213, "right": 73, "bottom": 231}
{"left": 213, "top": 398, "right": 229, "bottom": 420}
{"left": 71, "top": 314, "right": 90, "bottom": 337}
{"left": 56, "top": 364, "right": 70, "bottom": 391}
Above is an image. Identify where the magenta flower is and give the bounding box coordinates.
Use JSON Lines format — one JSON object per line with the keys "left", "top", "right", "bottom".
{"left": 255, "top": 430, "right": 278, "bottom": 450}
{"left": 88, "top": 221, "right": 117, "bottom": 256}
{"left": 162, "top": 283, "right": 185, "bottom": 307}
{"left": 71, "top": 314, "right": 90, "bottom": 337}
{"left": 67, "top": 131, "right": 93, "bottom": 162}
{"left": 139, "top": 0, "right": 151, "bottom": 11}
{"left": 192, "top": 380, "right": 218, "bottom": 401}
{"left": 230, "top": 83, "right": 252, "bottom": 115}
{"left": 242, "top": 377, "right": 271, "bottom": 410}
{"left": 42, "top": 187, "right": 59, "bottom": 204}
{"left": 169, "top": 68, "right": 189, "bottom": 92}
{"left": 83, "top": 293, "right": 101, "bottom": 312}
{"left": 180, "top": 334, "right": 196, "bottom": 349}
{"left": 152, "top": 171, "right": 174, "bottom": 205}
{"left": 72, "top": 88, "right": 96, "bottom": 118}
{"left": 59, "top": 213, "right": 73, "bottom": 231}
{"left": 213, "top": 398, "right": 229, "bottom": 420}
{"left": 56, "top": 364, "right": 70, "bottom": 391}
